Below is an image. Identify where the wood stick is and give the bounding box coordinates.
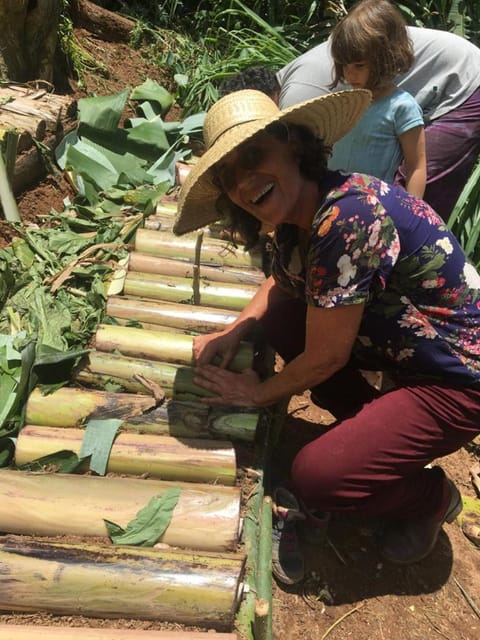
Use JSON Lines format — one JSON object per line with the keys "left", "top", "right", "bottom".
{"left": 254, "top": 598, "right": 270, "bottom": 640}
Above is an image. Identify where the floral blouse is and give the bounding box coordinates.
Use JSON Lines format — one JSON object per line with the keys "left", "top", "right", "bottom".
{"left": 271, "top": 173, "right": 480, "bottom": 387}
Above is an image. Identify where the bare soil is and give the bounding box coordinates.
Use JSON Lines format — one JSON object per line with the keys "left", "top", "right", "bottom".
{"left": 2, "top": 27, "right": 480, "bottom": 640}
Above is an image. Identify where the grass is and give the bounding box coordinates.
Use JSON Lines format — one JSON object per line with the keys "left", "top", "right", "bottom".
{"left": 447, "top": 159, "right": 480, "bottom": 268}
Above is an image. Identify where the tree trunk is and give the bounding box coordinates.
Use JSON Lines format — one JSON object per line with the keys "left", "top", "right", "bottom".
{"left": 106, "top": 296, "right": 239, "bottom": 333}
{"left": 0, "top": 469, "right": 241, "bottom": 551}
{"left": 94, "top": 323, "right": 254, "bottom": 371}
{"left": 0, "top": 627, "right": 239, "bottom": 640}
{"left": 69, "top": 0, "right": 135, "bottom": 42}
{"left": 15, "top": 424, "right": 238, "bottom": 485}
{"left": 0, "top": 0, "right": 135, "bottom": 84}
{"left": 0, "top": 0, "right": 62, "bottom": 83}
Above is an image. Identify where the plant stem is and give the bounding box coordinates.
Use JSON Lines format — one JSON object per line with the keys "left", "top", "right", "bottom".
{"left": 0, "top": 145, "right": 21, "bottom": 222}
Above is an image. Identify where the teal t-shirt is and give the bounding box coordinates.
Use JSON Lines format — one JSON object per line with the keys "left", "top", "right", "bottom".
{"left": 328, "top": 88, "right": 424, "bottom": 183}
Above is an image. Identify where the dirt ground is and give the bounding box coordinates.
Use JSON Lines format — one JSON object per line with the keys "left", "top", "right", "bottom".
{"left": 2, "top": 24, "right": 480, "bottom": 640}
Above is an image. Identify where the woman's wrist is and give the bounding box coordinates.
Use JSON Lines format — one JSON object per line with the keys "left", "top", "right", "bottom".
{"left": 225, "top": 317, "right": 257, "bottom": 341}
{"left": 251, "top": 378, "right": 281, "bottom": 408}
{"left": 251, "top": 385, "right": 268, "bottom": 407}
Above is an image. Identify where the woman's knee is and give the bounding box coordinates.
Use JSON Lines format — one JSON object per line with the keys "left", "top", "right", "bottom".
{"left": 291, "top": 438, "right": 348, "bottom": 508}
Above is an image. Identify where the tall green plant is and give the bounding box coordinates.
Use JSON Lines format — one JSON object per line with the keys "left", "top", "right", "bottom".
{"left": 460, "top": 0, "right": 480, "bottom": 45}
{"left": 447, "top": 159, "right": 480, "bottom": 269}
{"left": 125, "top": 0, "right": 480, "bottom": 116}
{"left": 394, "top": 0, "right": 480, "bottom": 38}
{"left": 155, "top": 0, "right": 303, "bottom": 114}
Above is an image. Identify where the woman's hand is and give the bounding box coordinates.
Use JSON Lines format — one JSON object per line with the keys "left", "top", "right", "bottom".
{"left": 194, "top": 365, "right": 261, "bottom": 406}
{"left": 193, "top": 276, "right": 282, "bottom": 368}
{"left": 193, "top": 330, "right": 243, "bottom": 368}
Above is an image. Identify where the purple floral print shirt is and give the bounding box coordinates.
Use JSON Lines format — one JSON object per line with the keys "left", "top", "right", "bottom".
{"left": 271, "top": 173, "right": 480, "bottom": 387}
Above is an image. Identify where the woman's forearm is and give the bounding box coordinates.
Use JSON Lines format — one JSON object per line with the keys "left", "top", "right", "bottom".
{"left": 252, "top": 350, "right": 344, "bottom": 407}
{"left": 223, "top": 275, "right": 287, "bottom": 337}
{"left": 251, "top": 302, "right": 364, "bottom": 406}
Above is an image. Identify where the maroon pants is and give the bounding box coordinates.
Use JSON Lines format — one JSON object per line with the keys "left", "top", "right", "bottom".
{"left": 260, "top": 297, "right": 480, "bottom": 520}
{"left": 291, "top": 383, "right": 480, "bottom": 520}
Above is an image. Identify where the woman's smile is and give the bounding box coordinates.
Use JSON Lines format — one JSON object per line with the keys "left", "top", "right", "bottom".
{"left": 235, "top": 167, "right": 291, "bottom": 224}
{"left": 250, "top": 181, "right": 275, "bottom": 205}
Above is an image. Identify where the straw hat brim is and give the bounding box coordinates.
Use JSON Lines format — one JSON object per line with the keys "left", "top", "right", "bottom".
{"left": 173, "top": 89, "right": 371, "bottom": 236}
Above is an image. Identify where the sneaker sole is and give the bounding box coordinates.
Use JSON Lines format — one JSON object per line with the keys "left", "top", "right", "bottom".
{"left": 272, "top": 561, "right": 304, "bottom": 585}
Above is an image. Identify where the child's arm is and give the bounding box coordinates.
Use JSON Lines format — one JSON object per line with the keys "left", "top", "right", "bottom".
{"left": 399, "top": 126, "right": 426, "bottom": 198}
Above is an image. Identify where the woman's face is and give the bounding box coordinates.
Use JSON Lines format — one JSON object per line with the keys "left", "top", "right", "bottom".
{"left": 213, "top": 125, "right": 316, "bottom": 228}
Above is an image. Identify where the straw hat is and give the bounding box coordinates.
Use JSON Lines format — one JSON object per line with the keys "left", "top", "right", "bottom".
{"left": 173, "top": 88, "right": 371, "bottom": 236}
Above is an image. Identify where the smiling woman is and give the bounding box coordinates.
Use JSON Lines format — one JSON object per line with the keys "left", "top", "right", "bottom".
{"left": 173, "top": 88, "right": 480, "bottom": 586}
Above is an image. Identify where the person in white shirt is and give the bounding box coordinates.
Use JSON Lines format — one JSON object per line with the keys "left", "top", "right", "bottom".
{"left": 275, "top": 25, "right": 480, "bottom": 219}
{"left": 327, "top": 0, "right": 426, "bottom": 198}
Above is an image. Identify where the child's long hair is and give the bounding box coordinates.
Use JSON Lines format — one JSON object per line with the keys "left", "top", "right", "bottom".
{"left": 330, "top": 0, "right": 413, "bottom": 91}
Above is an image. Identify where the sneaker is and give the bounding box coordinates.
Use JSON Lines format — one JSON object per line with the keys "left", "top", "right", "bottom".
{"left": 271, "top": 487, "right": 305, "bottom": 585}
{"left": 381, "top": 475, "right": 463, "bottom": 564}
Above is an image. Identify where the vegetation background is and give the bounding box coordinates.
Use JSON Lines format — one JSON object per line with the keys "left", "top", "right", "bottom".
{"left": 69, "top": 1, "right": 480, "bottom": 263}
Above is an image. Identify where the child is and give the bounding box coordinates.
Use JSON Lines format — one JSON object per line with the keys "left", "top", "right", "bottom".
{"left": 329, "top": 0, "right": 426, "bottom": 198}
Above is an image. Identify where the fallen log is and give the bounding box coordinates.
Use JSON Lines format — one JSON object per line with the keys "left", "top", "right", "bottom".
{"left": 106, "top": 296, "right": 239, "bottom": 333}
{"left": 0, "top": 627, "right": 239, "bottom": 640}
{"left": 0, "top": 470, "right": 241, "bottom": 551}
{"left": 0, "top": 115, "right": 46, "bottom": 149}
{"left": 69, "top": 0, "right": 136, "bottom": 42}
{"left": 123, "top": 271, "right": 257, "bottom": 312}
{"left": 0, "top": 536, "right": 245, "bottom": 628}
{"left": 15, "top": 425, "right": 237, "bottom": 485}
{"left": 26, "top": 388, "right": 260, "bottom": 442}
{"left": 94, "top": 323, "right": 254, "bottom": 371}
